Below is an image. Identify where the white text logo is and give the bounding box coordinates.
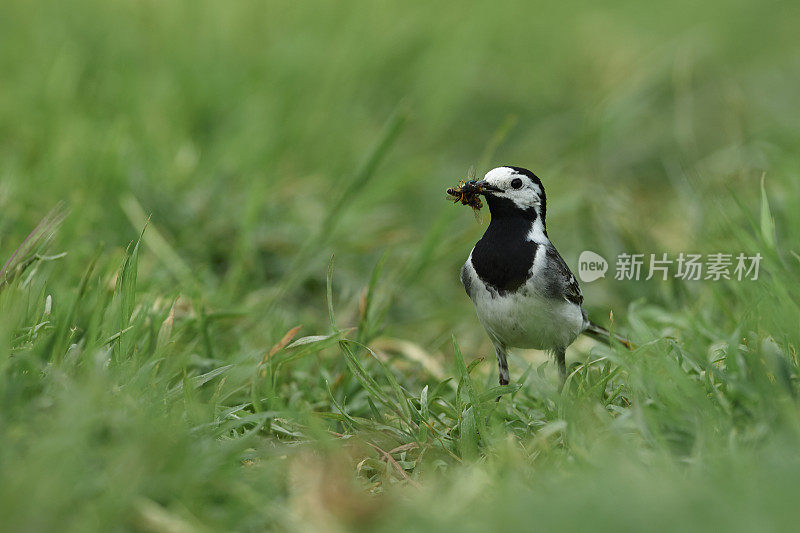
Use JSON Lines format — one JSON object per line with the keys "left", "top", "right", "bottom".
{"left": 578, "top": 250, "right": 608, "bottom": 282}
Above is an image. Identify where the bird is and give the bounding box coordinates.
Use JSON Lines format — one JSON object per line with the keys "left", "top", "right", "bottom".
{"left": 457, "top": 166, "right": 631, "bottom": 390}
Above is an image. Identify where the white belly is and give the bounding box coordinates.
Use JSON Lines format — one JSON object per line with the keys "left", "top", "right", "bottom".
{"left": 463, "top": 260, "right": 585, "bottom": 351}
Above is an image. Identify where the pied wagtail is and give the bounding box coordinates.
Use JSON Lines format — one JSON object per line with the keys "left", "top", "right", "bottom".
{"left": 456, "top": 166, "right": 631, "bottom": 389}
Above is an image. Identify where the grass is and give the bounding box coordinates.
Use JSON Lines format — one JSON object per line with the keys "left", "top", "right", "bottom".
{"left": 2, "top": 0, "right": 800, "bottom": 530}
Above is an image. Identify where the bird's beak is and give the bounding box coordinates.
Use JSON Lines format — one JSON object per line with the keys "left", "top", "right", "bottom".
{"left": 467, "top": 180, "right": 502, "bottom": 195}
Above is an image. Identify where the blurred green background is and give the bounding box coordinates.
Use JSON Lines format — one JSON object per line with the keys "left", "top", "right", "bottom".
{"left": 2, "top": 0, "right": 800, "bottom": 531}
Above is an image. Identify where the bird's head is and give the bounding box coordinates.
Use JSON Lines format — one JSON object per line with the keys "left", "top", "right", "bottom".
{"left": 467, "top": 166, "right": 546, "bottom": 221}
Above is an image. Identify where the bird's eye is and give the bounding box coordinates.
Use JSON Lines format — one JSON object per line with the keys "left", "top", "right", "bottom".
{"left": 511, "top": 178, "right": 523, "bottom": 189}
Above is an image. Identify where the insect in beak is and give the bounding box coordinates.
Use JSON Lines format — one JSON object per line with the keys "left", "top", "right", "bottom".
{"left": 447, "top": 180, "right": 483, "bottom": 217}
{"left": 445, "top": 167, "right": 501, "bottom": 221}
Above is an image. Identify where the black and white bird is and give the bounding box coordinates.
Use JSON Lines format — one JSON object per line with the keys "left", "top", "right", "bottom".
{"left": 458, "top": 166, "right": 630, "bottom": 389}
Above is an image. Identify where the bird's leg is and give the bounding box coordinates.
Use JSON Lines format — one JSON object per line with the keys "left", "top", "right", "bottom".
{"left": 493, "top": 343, "right": 509, "bottom": 402}
{"left": 493, "top": 343, "right": 509, "bottom": 386}
{"left": 555, "top": 347, "right": 566, "bottom": 391}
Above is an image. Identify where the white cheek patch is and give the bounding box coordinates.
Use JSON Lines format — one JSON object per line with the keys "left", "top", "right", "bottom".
{"left": 494, "top": 188, "right": 539, "bottom": 210}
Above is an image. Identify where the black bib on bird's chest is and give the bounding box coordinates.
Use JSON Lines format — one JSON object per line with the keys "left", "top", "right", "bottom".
{"left": 470, "top": 196, "right": 541, "bottom": 295}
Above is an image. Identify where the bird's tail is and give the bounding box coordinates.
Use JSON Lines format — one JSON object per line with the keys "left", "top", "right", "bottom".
{"left": 584, "top": 321, "right": 635, "bottom": 350}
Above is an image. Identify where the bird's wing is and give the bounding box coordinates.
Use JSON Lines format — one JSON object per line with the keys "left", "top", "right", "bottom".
{"left": 543, "top": 245, "right": 583, "bottom": 306}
